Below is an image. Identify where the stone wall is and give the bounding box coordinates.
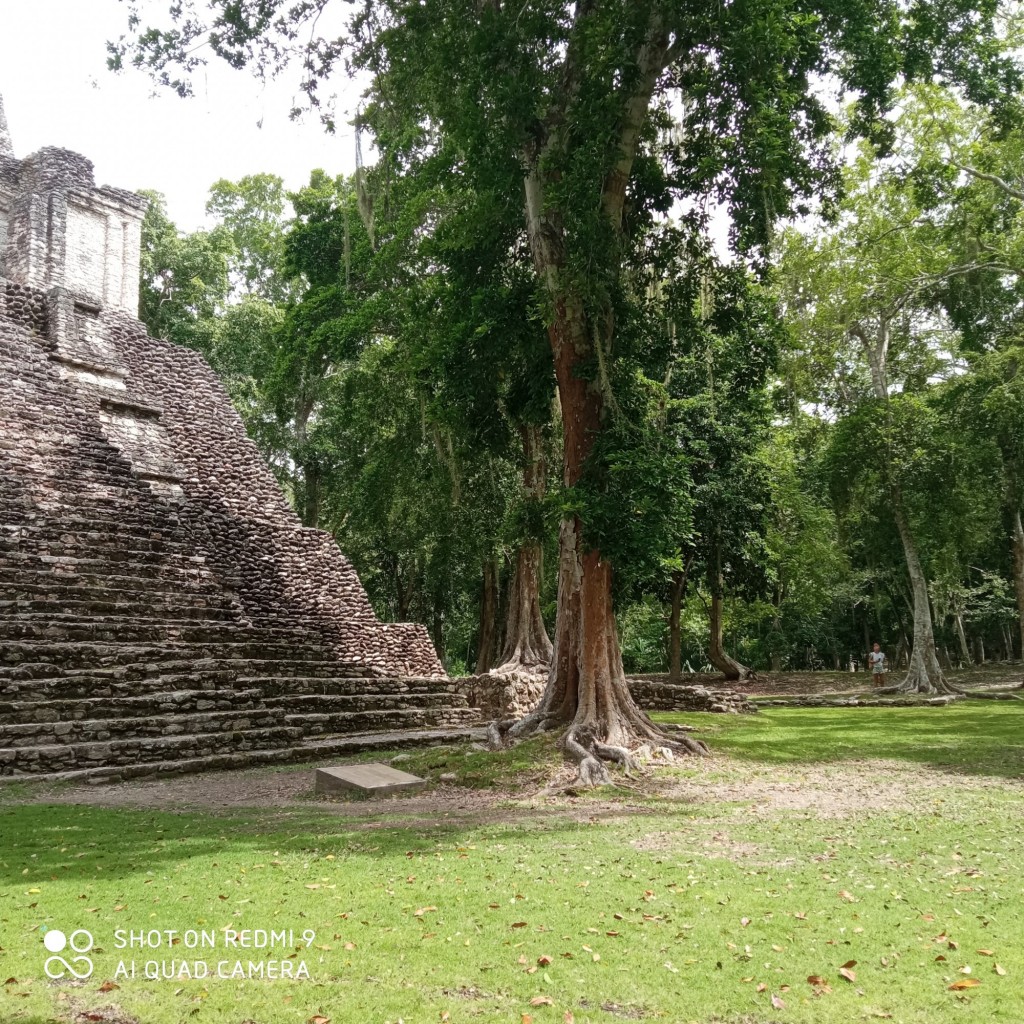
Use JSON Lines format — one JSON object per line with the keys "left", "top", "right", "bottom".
{"left": 455, "top": 672, "right": 758, "bottom": 718}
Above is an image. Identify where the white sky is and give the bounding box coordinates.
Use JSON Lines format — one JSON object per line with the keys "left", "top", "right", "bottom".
{"left": 0, "top": 0, "right": 363, "bottom": 230}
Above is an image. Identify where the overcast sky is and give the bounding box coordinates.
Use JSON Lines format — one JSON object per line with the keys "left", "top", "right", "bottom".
{"left": 0, "top": 0, "right": 363, "bottom": 230}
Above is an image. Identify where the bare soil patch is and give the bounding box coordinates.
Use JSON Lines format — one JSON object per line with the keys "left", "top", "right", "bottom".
{"left": 9, "top": 748, "right": 1021, "bottom": 831}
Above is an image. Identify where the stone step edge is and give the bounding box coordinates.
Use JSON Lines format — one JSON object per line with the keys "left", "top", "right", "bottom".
{"left": 0, "top": 706, "right": 281, "bottom": 737}
{"left": 0, "top": 726, "right": 488, "bottom": 785}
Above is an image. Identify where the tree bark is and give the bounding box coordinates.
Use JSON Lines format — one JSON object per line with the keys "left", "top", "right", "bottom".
{"left": 491, "top": 295, "right": 706, "bottom": 776}
{"left": 490, "top": 9, "right": 709, "bottom": 780}
{"left": 856, "top": 320, "right": 957, "bottom": 695}
{"left": 706, "top": 544, "right": 751, "bottom": 680}
{"left": 668, "top": 570, "right": 684, "bottom": 683}
{"left": 1012, "top": 508, "right": 1024, "bottom": 660}
{"left": 954, "top": 612, "right": 971, "bottom": 666}
{"left": 475, "top": 558, "right": 500, "bottom": 675}
{"left": 301, "top": 463, "right": 322, "bottom": 528}
{"left": 891, "top": 495, "right": 958, "bottom": 694}
{"left": 494, "top": 424, "right": 553, "bottom": 675}
{"left": 496, "top": 542, "right": 552, "bottom": 671}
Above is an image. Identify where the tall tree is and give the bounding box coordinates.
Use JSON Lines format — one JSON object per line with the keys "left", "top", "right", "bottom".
{"left": 113, "top": 0, "right": 1019, "bottom": 777}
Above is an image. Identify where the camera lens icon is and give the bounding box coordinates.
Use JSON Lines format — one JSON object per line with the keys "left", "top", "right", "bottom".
{"left": 43, "top": 927, "right": 95, "bottom": 980}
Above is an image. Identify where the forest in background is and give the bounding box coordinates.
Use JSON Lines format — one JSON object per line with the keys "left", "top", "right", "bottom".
{"left": 135, "top": 77, "right": 1024, "bottom": 682}
{"left": 116, "top": 2, "right": 1024, "bottom": 700}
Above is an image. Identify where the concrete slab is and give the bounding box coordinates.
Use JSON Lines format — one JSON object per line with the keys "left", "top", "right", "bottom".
{"left": 315, "top": 762, "right": 427, "bottom": 797}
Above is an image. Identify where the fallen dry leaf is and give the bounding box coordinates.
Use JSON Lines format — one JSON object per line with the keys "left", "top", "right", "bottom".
{"left": 564, "top": 1013, "right": 575, "bottom": 1024}
{"left": 530, "top": 996, "right": 554, "bottom": 1006}
{"left": 949, "top": 979, "right": 981, "bottom": 991}
{"left": 994, "top": 964, "right": 1007, "bottom": 976}
{"left": 839, "top": 967, "right": 856, "bottom": 983}
{"left": 771, "top": 993, "right": 786, "bottom": 1009}
{"left": 511, "top": 922, "right": 528, "bottom": 929}
{"left": 976, "top": 949, "right": 994, "bottom": 957}
{"left": 838, "top": 890, "right": 855, "bottom": 902}
{"left": 537, "top": 956, "right": 552, "bottom": 967}
{"left": 97, "top": 981, "right": 119, "bottom": 993}
{"left": 308, "top": 1016, "right": 331, "bottom": 1024}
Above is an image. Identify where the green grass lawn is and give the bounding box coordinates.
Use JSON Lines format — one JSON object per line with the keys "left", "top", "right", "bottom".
{"left": 2, "top": 704, "right": 1024, "bottom": 1024}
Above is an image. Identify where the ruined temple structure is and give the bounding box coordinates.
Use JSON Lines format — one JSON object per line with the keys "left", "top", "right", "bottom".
{"left": 0, "top": 95, "right": 477, "bottom": 780}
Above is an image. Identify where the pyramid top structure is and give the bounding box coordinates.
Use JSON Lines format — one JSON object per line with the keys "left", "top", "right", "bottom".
{"left": 0, "top": 94, "right": 147, "bottom": 314}
{"left": 0, "top": 93, "right": 13, "bottom": 160}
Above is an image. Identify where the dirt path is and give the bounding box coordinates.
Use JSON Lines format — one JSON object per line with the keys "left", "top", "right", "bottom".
{"left": 8, "top": 752, "right": 1021, "bottom": 829}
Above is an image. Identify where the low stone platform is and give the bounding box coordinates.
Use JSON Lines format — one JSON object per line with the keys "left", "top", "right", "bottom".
{"left": 315, "top": 762, "right": 426, "bottom": 796}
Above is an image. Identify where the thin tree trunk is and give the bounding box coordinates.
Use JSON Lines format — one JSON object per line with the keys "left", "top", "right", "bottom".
{"left": 667, "top": 552, "right": 694, "bottom": 683}
{"left": 954, "top": 612, "right": 971, "bottom": 665}
{"left": 1012, "top": 508, "right": 1024, "bottom": 659}
{"left": 301, "top": 464, "right": 322, "bottom": 528}
{"left": 706, "top": 544, "right": 750, "bottom": 680}
{"left": 475, "top": 558, "right": 500, "bottom": 675}
{"left": 668, "top": 570, "right": 684, "bottom": 683}
{"left": 856, "top": 320, "right": 956, "bottom": 695}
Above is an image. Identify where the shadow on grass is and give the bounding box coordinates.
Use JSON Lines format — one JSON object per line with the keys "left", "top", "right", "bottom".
{"left": 654, "top": 703, "right": 1024, "bottom": 780}
{"left": 0, "top": 794, "right": 703, "bottom": 887}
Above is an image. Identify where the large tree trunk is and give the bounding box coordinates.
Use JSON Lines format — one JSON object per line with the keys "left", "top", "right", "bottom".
{"left": 474, "top": 558, "right": 500, "bottom": 675}
{"left": 857, "top": 321, "right": 958, "bottom": 695}
{"left": 891, "top": 495, "right": 959, "bottom": 694}
{"left": 1012, "top": 509, "right": 1024, "bottom": 660}
{"left": 494, "top": 424, "right": 553, "bottom": 675}
{"left": 492, "top": 13, "right": 708, "bottom": 780}
{"left": 491, "top": 298, "right": 706, "bottom": 778}
{"left": 496, "top": 542, "right": 552, "bottom": 671}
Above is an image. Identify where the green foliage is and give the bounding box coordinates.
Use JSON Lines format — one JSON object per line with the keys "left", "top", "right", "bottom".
{"left": 138, "top": 190, "right": 233, "bottom": 354}
{"left": 123, "top": 2, "right": 1024, "bottom": 675}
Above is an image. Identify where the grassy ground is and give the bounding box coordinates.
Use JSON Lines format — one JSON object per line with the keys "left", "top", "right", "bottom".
{"left": 2, "top": 704, "right": 1024, "bottom": 1024}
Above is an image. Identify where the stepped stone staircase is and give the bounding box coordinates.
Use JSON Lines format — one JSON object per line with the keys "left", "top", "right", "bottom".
{"left": 0, "top": 128, "right": 480, "bottom": 783}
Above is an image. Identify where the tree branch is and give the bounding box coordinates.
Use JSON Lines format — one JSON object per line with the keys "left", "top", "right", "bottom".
{"left": 600, "top": 12, "right": 671, "bottom": 229}
{"left": 952, "top": 160, "right": 1024, "bottom": 201}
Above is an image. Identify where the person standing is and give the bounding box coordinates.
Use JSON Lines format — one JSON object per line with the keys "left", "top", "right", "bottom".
{"left": 868, "top": 643, "right": 887, "bottom": 687}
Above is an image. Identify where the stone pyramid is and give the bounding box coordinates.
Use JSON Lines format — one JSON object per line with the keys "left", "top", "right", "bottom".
{"left": 0, "top": 97, "right": 477, "bottom": 781}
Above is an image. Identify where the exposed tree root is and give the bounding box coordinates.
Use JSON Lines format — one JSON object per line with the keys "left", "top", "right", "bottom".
{"left": 890, "top": 665, "right": 963, "bottom": 696}
{"left": 488, "top": 705, "right": 709, "bottom": 787}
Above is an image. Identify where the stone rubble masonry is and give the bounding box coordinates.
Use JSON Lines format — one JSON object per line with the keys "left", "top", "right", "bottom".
{"left": 456, "top": 672, "right": 759, "bottom": 718}
{"left": 0, "top": 97, "right": 462, "bottom": 779}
